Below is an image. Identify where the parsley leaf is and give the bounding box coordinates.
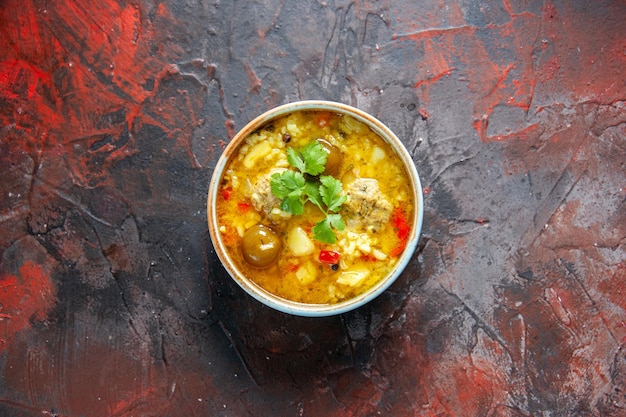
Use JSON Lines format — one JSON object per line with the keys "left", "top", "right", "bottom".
{"left": 304, "top": 180, "right": 322, "bottom": 210}
{"left": 270, "top": 170, "right": 305, "bottom": 199}
{"left": 300, "top": 141, "right": 327, "bottom": 175}
{"left": 312, "top": 214, "right": 346, "bottom": 244}
{"left": 326, "top": 213, "right": 346, "bottom": 231}
{"left": 281, "top": 195, "right": 305, "bottom": 215}
{"left": 286, "top": 141, "right": 327, "bottom": 176}
{"left": 312, "top": 218, "right": 336, "bottom": 244}
{"left": 286, "top": 147, "right": 306, "bottom": 173}
{"left": 271, "top": 140, "right": 346, "bottom": 244}
{"left": 320, "top": 176, "right": 347, "bottom": 212}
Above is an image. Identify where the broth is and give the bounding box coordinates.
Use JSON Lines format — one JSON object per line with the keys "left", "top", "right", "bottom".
{"left": 216, "top": 110, "right": 415, "bottom": 304}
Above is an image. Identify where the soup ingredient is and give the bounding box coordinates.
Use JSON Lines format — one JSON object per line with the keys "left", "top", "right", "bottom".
{"left": 237, "top": 201, "right": 251, "bottom": 212}
{"left": 316, "top": 138, "right": 342, "bottom": 176}
{"left": 316, "top": 111, "right": 331, "bottom": 127}
{"left": 311, "top": 210, "right": 344, "bottom": 244}
{"left": 390, "top": 207, "right": 410, "bottom": 257}
{"left": 221, "top": 186, "right": 233, "bottom": 201}
{"left": 336, "top": 265, "right": 370, "bottom": 287}
{"left": 318, "top": 250, "right": 340, "bottom": 264}
{"left": 243, "top": 141, "right": 273, "bottom": 168}
{"left": 270, "top": 170, "right": 308, "bottom": 215}
{"left": 295, "top": 261, "right": 317, "bottom": 284}
{"left": 287, "top": 140, "right": 327, "bottom": 176}
{"left": 271, "top": 141, "right": 347, "bottom": 244}
{"left": 241, "top": 224, "right": 282, "bottom": 268}
{"left": 344, "top": 178, "right": 392, "bottom": 231}
{"left": 309, "top": 176, "right": 346, "bottom": 243}
{"left": 371, "top": 146, "right": 386, "bottom": 163}
{"left": 251, "top": 169, "right": 291, "bottom": 221}
{"left": 288, "top": 226, "right": 315, "bottom": 256}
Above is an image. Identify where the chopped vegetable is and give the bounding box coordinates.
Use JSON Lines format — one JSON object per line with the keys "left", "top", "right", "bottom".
{"left": 336, "top": 265, "right": 370, "bottom": 287}
{"left": 284, "top": 262, "right": 300, "bottom": 273}
{"left": 243, "top": 141, "right": 273, "bottom": 168}
{"left": 371, "top": 146, "right": 386, "bottom": 163}
{"left": 318, "top": 250, "right": 340, "bottom": 264}
{"left": 221, "top": 187, "right": 233, "bottom": 201}
{"left": 316, "top": 111, "right": 331, "bottom": 127}
{"left": 237, "top": 201, "right": 251, "bottom": 212}
{"left": 288, "top": 226, "right": 315, "bottom": 256}
{"left": 361, "top": 253, "right": 377, "bottom": 262}
{"left": 390, "top": 207, "right": 410, "bottom": 257}
{"left": 295, "top": 261, "right": 317, "bottom": 284}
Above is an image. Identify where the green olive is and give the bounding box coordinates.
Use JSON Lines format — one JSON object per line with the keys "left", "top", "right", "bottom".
{"left": 241, "top": 224, "right": 282, "bottom": 268}
{"left": 317, "top": 138, "right": 343, "bottom": 176}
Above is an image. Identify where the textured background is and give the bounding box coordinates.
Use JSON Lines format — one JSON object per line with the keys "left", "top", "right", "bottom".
{"left": 1, "top": 0, "right": 625, "bottom": 416}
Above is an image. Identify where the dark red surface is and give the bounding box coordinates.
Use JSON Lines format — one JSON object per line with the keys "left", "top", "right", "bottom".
{"left": 1, "top": 0, "right": 625, "bottom": 416}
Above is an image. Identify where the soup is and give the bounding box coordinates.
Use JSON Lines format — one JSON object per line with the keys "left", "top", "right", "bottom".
{"left": 215, "top": 110, "right": 415, "bottom": 304}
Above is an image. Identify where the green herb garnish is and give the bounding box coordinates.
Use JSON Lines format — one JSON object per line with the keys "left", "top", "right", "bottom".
{"left": 270, "top": 141, "right": 346, "bottom": 244}
{"left": 286, "top": 141, "right": 327, "bottom": 176}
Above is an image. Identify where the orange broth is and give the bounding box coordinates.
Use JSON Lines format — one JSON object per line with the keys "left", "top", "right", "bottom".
{"left": 216, "top": 110, "right": 415, "bottom": 304}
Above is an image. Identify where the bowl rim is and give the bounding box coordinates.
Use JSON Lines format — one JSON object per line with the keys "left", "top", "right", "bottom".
{"left": 208, "top": 100, "right": 424, "bottom": 317}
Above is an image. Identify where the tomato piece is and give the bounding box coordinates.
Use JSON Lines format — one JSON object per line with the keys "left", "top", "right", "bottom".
{"left": 390, "top": 244, "right": 406, "bottom": 258}
{"left": 361, "top": 253, "right": 377, "bottom": 262}
{"left": 316, "top": 111, "right": 331, "bottom": 127}
{"left": 285, "top": 263, "right": 300, "bottom": 273}
{"left": 390, "top": 207, "right": 411, "bottom": 257}
{"left": 237, "top": 201, "right": 251, "bottom": 212}
{"left": 392, "top": 207, "right": 410, "bottom": 241}
{"left": 319, "top": 250, "right": 340, "bottom": 264}
{"left": 221, "top": 187, "right": 233, "bottom": 201}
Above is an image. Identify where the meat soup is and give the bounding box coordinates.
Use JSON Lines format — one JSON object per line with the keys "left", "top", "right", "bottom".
{"left": 216, "top": 110, "right": 415, "bottom": 304}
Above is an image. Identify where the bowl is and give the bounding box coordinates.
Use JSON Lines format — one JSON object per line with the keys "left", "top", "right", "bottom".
{"left": 207, "top": 100, "right": 424, "bottom": 316}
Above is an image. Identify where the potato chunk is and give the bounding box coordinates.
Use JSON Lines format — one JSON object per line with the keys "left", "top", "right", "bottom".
{"left": 295, "top": 261, "right": 317, "bottom": 285}
{"left": 243, "top": 141, "right": 272, "bottom": 168}
{"left": 336, "top": 265, "right": 370, "bottom": 287}
{"left": 288, "top": 226, "right": 315, "bottom": 256}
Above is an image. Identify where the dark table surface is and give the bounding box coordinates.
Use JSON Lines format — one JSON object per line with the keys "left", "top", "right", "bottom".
{"left": 1, "top": 1, "right": 625, "bottom": 416}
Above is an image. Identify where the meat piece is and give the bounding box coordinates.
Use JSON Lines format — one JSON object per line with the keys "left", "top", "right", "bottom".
{"left": 250, "top": 169, "right": 291, "bottom": 222}
{"left": 344, "top": 178, "right": 392, "bottom": 231}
